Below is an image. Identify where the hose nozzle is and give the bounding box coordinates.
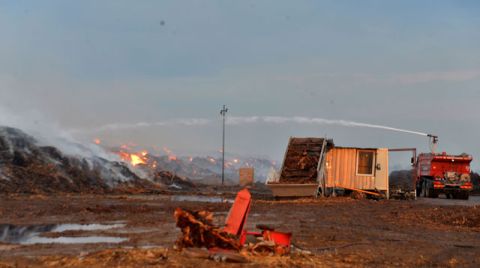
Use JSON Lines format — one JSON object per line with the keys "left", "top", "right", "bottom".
{"left": 427, "top": 134, "right": 438, "bottom": 144}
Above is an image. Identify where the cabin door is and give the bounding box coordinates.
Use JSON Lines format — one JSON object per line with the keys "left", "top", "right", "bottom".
{"left": 375, "top": 148, "right": 389, "bottom": 194}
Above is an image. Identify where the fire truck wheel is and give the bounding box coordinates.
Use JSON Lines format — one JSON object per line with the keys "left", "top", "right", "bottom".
{"left": 425, "top": 182, "right": 438, "bottom": 198}
{"left": 421, "top": 181, "right": 427, "bottom": 197}
{"left": 425, "top": 184, "right": 431, "bottom": 198}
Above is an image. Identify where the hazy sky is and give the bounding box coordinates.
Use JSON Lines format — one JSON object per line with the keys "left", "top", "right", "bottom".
{"left": 1, "top": 1, "right": 479, "bottom": 169}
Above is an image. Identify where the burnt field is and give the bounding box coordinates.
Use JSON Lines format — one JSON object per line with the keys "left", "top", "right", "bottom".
{"left": 0, "top": 193, "right": 479, "bottom": 267}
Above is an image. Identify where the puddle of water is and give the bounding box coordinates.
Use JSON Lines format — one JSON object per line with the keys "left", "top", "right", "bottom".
{"left": 22, "top": 236, "right": 127, "bottom": 245}
{"left": 52, "top": 223, "right": 126, "bottom": 232}
{"left": 0, "top": 223, "right": 127, "bottom": 245}
{"left": 171, "top": 195, "right": 234, "bottom": 203}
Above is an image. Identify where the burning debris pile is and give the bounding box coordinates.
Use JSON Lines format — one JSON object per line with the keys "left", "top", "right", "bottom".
{"left": 111, "top": 144, "right": 279, "bottom": 185}
{"left": 0, "top": 124, "right": 280, "bottom": 194}
{"left": 0, "top": 127, "right": 154, "bottom": 194}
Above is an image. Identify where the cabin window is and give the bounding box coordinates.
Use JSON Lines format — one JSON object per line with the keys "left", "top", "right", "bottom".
{"left": 357, "top": 150, "right": 375, "bottom": 176}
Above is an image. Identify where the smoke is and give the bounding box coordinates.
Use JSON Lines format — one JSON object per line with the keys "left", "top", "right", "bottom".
{"left": 72, "top": 118, "right": 211, "bottom": 133}
{"left": 0, "top": 106, "right": 155, "bottom": 182}
{"left": 81, "top": 115, "right": 428, "bottom": 137}
{"left": 0, "top": 106, "right": 119, "bottom": 161}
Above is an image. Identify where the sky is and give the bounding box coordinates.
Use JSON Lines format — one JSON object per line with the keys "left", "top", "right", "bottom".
{"left": 0, "top": 1, "right": 479, "bottom": 169}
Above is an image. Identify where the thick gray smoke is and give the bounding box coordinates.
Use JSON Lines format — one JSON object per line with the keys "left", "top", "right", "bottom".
{"left": 0, "top": 106, "right": 119, "bottom": 161}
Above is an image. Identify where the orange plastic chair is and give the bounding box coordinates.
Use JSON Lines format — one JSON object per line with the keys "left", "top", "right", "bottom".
{"left": 223, "top": 188, "right": 291, "bottom": 249}
{"left": 223, "top": 188, "right": 252, "bottom": 236}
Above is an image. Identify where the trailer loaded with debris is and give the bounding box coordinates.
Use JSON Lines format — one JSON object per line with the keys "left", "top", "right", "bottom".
{"left": 266, "top": 137, "right": 333, "bottom": 197}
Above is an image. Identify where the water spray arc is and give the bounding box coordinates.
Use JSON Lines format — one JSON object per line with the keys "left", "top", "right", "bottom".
{"left": 83, "top": 115, "right": 437, "bottom": 152}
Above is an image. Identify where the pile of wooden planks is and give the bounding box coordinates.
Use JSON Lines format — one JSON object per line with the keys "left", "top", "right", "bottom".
{"left": 278, "top": 138, "right": 333, "bottom": 184}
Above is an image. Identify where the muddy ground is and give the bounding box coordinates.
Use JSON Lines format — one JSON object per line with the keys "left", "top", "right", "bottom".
{"left": 0, "top": 192, "right": 479, "bottom": 267}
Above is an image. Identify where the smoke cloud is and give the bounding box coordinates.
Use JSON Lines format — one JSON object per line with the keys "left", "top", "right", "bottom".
{"left": 87, "top": 118, "right": 211, "bottom": 132}
{"left": 0, "top": 106, "right": 119, "bottom": 161}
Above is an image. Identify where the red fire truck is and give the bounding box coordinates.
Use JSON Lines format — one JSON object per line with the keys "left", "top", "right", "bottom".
{"left": 415, "top": 152, "right": 473, "bottom": 199}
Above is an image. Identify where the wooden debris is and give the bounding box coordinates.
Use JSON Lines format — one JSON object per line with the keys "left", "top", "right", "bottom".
{"left": 247, "top": 241, "right": 290, "bottom": 256}
{"left": 278, "top": 138, "right": 333, "bottom": 184}
{"left": 340, "top": 186, "right": 383, "bottom": 197}
{"left": 174, "top": 208, "right": 241, "bottom": 250}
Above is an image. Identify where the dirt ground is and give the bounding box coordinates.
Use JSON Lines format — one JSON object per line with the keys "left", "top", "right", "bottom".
{"left": 0, "top": 192, "right": 479, "bottom": 267}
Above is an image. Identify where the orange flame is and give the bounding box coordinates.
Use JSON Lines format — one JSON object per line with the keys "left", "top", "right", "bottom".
{"left": 116, "top": 148, "right": 148, "bottom": 167}
{"left": 117, "top": 152, "right": 130, "bottom": 161}
{"left": 130, "top": 154, "right": 146, "bottom": 166}
{"left": 94, "top": 138, "right": 101, "bottom": 145}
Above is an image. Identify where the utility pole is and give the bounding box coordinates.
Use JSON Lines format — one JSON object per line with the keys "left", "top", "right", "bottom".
{"left": 220, "top": 105, "right": 228, "bottom": 185}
